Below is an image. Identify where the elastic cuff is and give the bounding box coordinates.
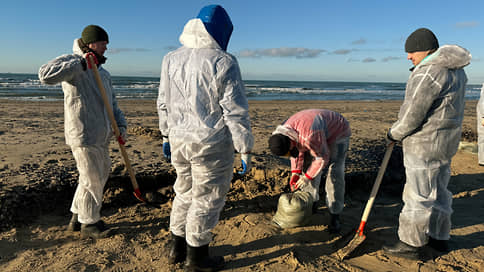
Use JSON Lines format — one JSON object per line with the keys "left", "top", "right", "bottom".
{"left": 387, "top": 129, "right": 396, "bottom": 141}
{"left": 291, "top": 169, "right": 302, "bottom": 174}
{"left": 304, "top": 173, "right": 313, "bottom": 180}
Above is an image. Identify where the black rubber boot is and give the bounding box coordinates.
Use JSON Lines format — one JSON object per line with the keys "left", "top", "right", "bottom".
{"left": 168, "top": 233, "right": 187, "bottom": 264}
{"left": 329, "top": 213, "right": 341, "bottom": 234}
{"left": 80, "top": 220, "right": 111, "bottom": 239}
{"left": 428, "top": 237, "right": 449, "bottom": 252}
{"left": 67, "top": 213, "right": 81, "bottom": 232}
{"left": 383, "top": 240, "right": 420, "bottom": 260}
{"left": 185, "top": 244, "right": 224, "bottom": 272}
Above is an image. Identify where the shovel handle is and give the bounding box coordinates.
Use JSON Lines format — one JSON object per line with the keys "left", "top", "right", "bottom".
{"left": 359, "top": 142, "right": 395, "bottom": 225}
{"left": 87, "top": 55, "right": 141, "bottom": 195}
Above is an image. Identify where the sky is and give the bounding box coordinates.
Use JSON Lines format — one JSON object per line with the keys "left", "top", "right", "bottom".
{"left": 1, "top": 0, "right": 483, "bottom": 83}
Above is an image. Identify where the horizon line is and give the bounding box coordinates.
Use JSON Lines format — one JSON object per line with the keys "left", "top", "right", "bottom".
{"left": 2, "top": 72, "right": 483, "bottom": 85}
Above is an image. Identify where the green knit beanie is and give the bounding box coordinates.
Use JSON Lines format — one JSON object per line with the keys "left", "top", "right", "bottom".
{"left": 81, "top": 25, "right": 109, "bottom": 44}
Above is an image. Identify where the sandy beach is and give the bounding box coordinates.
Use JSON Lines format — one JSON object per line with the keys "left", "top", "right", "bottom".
{"left": 0, "top": 99, "right": 483, "bottom": 271}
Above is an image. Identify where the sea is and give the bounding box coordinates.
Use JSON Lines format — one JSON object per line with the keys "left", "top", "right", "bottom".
{"left": 0, "top": 73, "right": 482, "bottom": 101}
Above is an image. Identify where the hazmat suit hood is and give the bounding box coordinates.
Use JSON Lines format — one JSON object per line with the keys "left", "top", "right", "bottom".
{"left": 273, "top": 125, "right": 299, "bottom": 142}
{"left": 179, "top": 19, "right": 221, "bottom": 50}
{"left": 419, "top": 45, "right": 471, "bottom": 70}
{"left": 197, "top": 5, "right": 233, "bottom": 51}
{"left": 73, "top": 39, "right": 84, "bottom": 56}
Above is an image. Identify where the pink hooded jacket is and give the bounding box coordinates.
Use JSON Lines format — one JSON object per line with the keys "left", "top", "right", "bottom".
{"left": 273, "top": 109, "right": 351, "bottom": 180}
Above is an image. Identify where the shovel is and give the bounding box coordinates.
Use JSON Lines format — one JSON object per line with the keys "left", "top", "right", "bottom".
{"left": 87, "top": 54, "right": 148, "bottom": 204}
{"left": 334, "top": 141, "right": 395, "bottom": 260}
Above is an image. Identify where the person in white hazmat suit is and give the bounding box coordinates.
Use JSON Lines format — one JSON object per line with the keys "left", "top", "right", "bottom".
{"left": 38, "top": 25, "right": 127, "bottom": 239}
{"left": 384, "top": 28, "right": 471, "bottom": 259}
{"left": 157, "top": 5, "right": 253, "bottom": 271}
{"left": 477, "top": 85, "right": 484, "bottom": 165}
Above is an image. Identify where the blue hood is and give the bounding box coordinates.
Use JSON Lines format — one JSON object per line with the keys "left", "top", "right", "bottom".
{"left": 197, "top": 5, "right": 233, "bottom": 51}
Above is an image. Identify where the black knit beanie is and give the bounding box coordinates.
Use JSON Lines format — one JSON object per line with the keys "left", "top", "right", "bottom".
{"left": 405, "top": 28, "right": 439, "bottom": 53}
{"left": 81, "top": 25, "right": 109, "bottom": 44}
{"left": 269, "top": 134, "right": 291, "bottom": 156}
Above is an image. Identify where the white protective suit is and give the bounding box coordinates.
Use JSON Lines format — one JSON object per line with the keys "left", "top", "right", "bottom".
{"left": 477, "top": 84, "right": 484, "bottom": 165}
{"left": 389, "top": 45, "right": 471, "bottom": 247}
{"left": 157, "top": 19, "right": 253, "bottom": 247}
{"left": 38, "top": 39, "right": 126, "bottom": 224}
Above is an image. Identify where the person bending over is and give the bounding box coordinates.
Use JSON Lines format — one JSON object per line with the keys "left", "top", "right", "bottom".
{"left": 269, "top": 109, "right": 351, "bottom": 234}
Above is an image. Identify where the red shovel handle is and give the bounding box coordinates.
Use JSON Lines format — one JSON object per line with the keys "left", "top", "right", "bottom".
{"left": 356, "top": 221, "right": 366, "bottom": 236}
{"left": 85, "top": 52, "right": 98, "bottom": 69}
{"left": 117, "top": 135, "right": 126, "bottom": 145}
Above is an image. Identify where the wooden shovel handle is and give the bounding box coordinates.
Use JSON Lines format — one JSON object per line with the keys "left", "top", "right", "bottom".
{"left": 87, "top": 55, "right": 140, "bottom": 193}
{"left": 360, "top": 142, "right": 395, "bottom": 223}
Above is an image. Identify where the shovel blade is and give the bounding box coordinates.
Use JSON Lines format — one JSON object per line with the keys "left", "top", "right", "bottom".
{"left": 334, "top": 232, "right": 366, "bottom": 261}
{"left": 133, "top": 189, "right": 162, "bottom": 208}
{"left": 133, "top": 189, "right": 147, "bottom": 203}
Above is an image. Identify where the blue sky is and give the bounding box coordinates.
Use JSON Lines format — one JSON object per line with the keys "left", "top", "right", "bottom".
{"left": 1, "top": 0, "right": 483, "bottom": 83}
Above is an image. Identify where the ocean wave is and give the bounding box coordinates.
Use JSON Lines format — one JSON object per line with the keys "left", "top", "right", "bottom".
{"left": 1, "top": 73, "right": 481, "bottom": 101}
{"left": 114, "top": 83, "right": 158, "bottom": 89}
{"left": 2, "top": 96, "right": 63, "bottom": 101}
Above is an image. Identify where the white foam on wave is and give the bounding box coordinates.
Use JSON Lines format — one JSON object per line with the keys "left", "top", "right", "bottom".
{"left": 6, "top": 96, "right": 62, "bottom": 101}
{"left": 114, "top": 83, "right": 158, "bottom": 89}
{"left": 247, "top": 86, "right": 403, "bottom": 94}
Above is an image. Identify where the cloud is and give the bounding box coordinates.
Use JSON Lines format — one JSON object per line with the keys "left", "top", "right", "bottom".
{"left": 382, "top": 56, "right": 400, "bottom": 62}
{"left": 332, "top": 49, "right": 352, "bottom": 55}
{"left": 362, "top": 57, "right": 376, "bottom": 63}
{"left": 164, "top": 46, "right": 178, "bottom": 51}
{"left": 108, "top": 48, "right": 151, "bottom": 54}
{"left": 346, "top": 58, "right": 360, "bottom": 62}
{"left": 239, "top": 50, "right": 259, "bottom": 58}
{"left": 455, "top": 21, "right": 479, "bottom": 28}
{"left": 238, "top": 47, "right": 326, "bottom": 58}
{"left": 351, "top": 38, "right": 367, "bottom": 45}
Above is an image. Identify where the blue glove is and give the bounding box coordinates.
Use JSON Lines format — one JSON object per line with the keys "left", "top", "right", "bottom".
{"left": 162, "top": 137, "right": 171, "bottom": 159}
{"left": 237, "top": 153, "right": 252, "bottom": 175}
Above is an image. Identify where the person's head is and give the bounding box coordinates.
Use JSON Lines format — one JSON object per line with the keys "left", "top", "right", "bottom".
{"left": 269, "top": 134, "right": 298, "bottom": 157}
{"left": 81, "top": 25, "right": 109, "bottom": 56}
{"left": 405, "top": 28, "right": 439, "bottom": 66}
{"left": 197, "top": 5, "right": 233, "bottom": 51}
